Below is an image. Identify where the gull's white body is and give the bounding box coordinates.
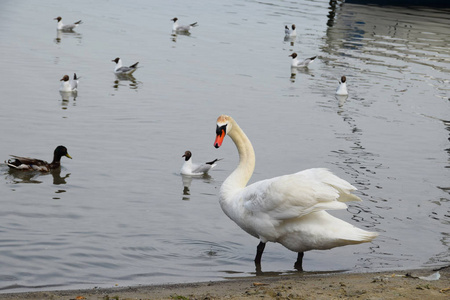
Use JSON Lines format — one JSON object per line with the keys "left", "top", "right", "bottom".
{"left": 214, "top": 115, "right": 378, "bottom": 265}
{"left": 172, "top": 18, "right": 198, "bottom": 33}
{"left": 180, "top": 151, "right": 219, "bottom": 176}
{"left": 290, "top": 53, "right": 316, "bottom": 68}
{"left": 112, "top": 58, "right": 139, "bottom": 75}
{"left": 55, "top": 17, "right": 82, "bottom": 31}
{"left": 59, "top": 74, "right": 78, "bottom": 92}
{"left": 336, "top": 76, "right": 349, "bottom": 96}
{"left": 285, "top": 24, "right": 297, "bottom": 37}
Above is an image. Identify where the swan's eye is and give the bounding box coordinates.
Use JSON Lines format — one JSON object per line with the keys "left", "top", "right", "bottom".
{"left": 216, "top": 124, "right": 227, "bottom": 136}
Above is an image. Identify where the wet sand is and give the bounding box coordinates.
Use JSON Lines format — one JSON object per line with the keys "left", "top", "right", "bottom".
{"left": 0, "top": 267, "right": 448, "bottom": 300}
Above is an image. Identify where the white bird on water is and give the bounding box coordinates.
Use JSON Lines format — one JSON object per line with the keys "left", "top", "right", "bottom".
{"left": 59, "top": 73, "right": 79, "bottom": 92}
{"left": 289, "top": 53, "right": 317, "bottom": 68}
{"left": 180, "top": 150, "right": 220, "bottom": 176}
{"left": 111, "top": 58, "right": 139, "bottom": 75}
{"left": 171, "top": 17, "right": 198, "bottom": 33}
{"left": 54, "top": 16, "right": 82, "bottom": 31}
{"left": 213, "top": 114, "right": 378, "bottom": 270}
{"left": 285, "top": 24, "right": 297, "bottom": 37}
{"left": 336, "top": 76, "right": 349, "bottom": 96}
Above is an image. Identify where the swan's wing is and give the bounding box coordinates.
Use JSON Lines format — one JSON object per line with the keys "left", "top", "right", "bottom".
{"left": 243, "top": 168, "right": 359, "bottom": 221}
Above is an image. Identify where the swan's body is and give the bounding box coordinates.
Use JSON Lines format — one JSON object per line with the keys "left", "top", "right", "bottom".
{"left": 289, "top": 52, "right": 316, "bottom": 68}
{"left": 180, "top": 150, "right": 220, "bottom": 176}
{"left": 112, "top": 57, "right": 139, "bottom": 75}
{"left": 285, "top": 24, "right": 297, "bottom": 37}
{"left": 213, "top": 115, "right": 378, "bottom": 270}
{"left": 54, "top": 16, "right": 82, "bottom": 31}
{"left": 336, "top": 75, "right": 349, "bottom": 96}
{"left": 59, "top": 73, "right": 79, "bottom": 92}
{"left": 171, "top": 17, "right": 198, "bottom": 33}
{"left": 6, "top": 146, "right": 72, "bottom": 172}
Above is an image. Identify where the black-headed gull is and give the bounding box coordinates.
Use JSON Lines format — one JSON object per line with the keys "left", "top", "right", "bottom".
{"left": 180, "top": 150, "right": 220, "bottom": 176}
{"left": 112, "top": 58, "right": 139, "bottom": 75}
{"left": 285, "top": 24, "right": 297, "bottom": 37}
{"left": 289, "top": 53, "right": 317, "bottom": 68}
{"left": 336, "top": 76, "right": 349, "bottom": 95}
{"left": 59, "top": 73, "right": 79, "bottom": 92}
{"left": 54, "top": 16, "right": 82, "bottom": 31}
{"left": 171, "top": 17, "right": 198, "bottom": 33}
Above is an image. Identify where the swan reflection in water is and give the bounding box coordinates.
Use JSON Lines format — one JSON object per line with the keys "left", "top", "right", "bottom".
{"left": 180, "top": 173, "right": 213, "bottom": 201}
{"left": 6, "top": 168, "right": 70, "bottom": 185}
{"left": 113, "top": 74, "right": 141, "bottom": 90}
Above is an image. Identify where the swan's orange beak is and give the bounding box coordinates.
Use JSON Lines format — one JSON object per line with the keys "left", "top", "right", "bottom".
{"left": 214, "top": 133, "right": 224, "bottom": 148}
{"left": 214, "top": 126, "right": 226, "bottom": 148}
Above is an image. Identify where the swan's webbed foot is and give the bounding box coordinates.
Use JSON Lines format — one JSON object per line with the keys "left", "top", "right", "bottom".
{"left": 294, "top": 252, "right": 304, "bottom": 271}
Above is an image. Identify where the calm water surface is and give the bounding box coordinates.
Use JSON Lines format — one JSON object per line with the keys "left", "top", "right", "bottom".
{"left": 0, "top": 0, "right": 449, "bottom": 292}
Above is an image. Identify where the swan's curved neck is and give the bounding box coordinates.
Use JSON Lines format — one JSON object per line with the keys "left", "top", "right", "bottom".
{"left": 221, "top": 120, "right": 255, "bottom": 200}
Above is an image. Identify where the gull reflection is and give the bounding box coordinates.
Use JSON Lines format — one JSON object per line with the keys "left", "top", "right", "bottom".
{"left": 113, "top": 74, "right": 141, "bottom": 90}
{"left": 180, "top": 173, "right": 212, "bottom": 201}
{"left": 336, "top": 94, "right": 349, "bottom": 107}
{"left": 171, "top": 31, "right": 192, "bottom": 43}
{"left": 54, "top": 30, "right": 82, "bottom": 45}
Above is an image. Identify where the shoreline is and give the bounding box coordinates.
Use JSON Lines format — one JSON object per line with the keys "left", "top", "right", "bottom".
{"left": 0, "top": 267, "right": 448, "bottom": 299}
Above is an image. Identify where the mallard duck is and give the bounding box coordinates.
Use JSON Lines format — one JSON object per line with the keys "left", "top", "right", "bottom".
{"left": 6, "top": 145, "right": 72, "bottom": 172}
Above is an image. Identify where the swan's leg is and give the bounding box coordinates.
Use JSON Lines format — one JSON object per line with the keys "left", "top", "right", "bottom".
{"left": 254, "top": 241, "right": 266, "bottom": 265}
{"left": 294, "top": 252, "right": 304, "bottom": 271}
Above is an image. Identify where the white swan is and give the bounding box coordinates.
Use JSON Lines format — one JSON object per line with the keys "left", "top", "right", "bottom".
{"left": 213, "top": 115, "right": 378, "bottom": 270}
{"left": 180, "top": 150, "right": 221, "bottom": 176}
{"left": 336, "top": 75, "right": 349, "bottom": 96}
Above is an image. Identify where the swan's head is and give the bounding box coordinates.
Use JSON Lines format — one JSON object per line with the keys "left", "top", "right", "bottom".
{"left": 340, "top": 75, "right": 346, "bottom": 83}
{"left": 214, "top": 115, "right": 232, "bottom": 148}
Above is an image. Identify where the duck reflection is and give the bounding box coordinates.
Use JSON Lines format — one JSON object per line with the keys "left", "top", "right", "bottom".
{"left": 6, "top": 168, "right": 70, "bottom": 185}
{"left": 180, "top": 173, "right": 212, "bottom": 201}
{"left": 113, "top": 74, "right": 141, "bottom": 90}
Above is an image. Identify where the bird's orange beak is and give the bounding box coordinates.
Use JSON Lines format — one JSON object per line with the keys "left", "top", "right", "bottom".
{"left": 214, "top": 127, "right": 226, "bottom": 148}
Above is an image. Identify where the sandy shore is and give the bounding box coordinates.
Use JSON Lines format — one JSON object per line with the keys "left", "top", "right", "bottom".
{"left": 0, "top": 267, "right": 448, "bottom": 300}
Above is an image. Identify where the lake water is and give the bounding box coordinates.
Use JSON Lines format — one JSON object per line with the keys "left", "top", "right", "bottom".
{"left": 0, "top": 0, "right": 449, "bottom": 293}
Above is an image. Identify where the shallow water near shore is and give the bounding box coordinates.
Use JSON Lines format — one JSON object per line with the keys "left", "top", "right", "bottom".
{"left": 0, "top": 0, "right": 449, "bottom": 293}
